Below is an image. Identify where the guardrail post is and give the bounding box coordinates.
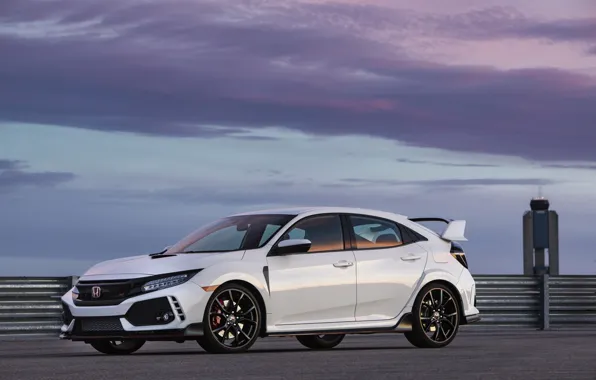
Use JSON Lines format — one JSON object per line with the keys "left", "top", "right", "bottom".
{"left": 70, "top": 276, "right": 79, "bottom": 287}
{"left": 539, "top": 273, "right": 550, "bottom": 330}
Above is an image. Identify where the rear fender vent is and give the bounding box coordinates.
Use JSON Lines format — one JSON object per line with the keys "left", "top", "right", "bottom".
{"left": 169, "top": 296, "right": 186, "bottom": 321}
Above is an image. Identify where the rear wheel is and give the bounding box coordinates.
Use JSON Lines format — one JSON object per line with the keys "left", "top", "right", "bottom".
{"left": 88, "top": 339, "right": 146, "bottom": 355}
{"left": 197, "top": 283, "right": 262, "bottom": 354}
{"left": 404, "top": 282, "right": 460, "bottom": 348}
{"left": 296, "top": 334, "right": 345, "bottom": 349}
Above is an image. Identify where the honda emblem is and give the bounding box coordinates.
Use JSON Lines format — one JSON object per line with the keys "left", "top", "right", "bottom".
{"left": 91, "top": 286, "right": 102, "bottom": 299}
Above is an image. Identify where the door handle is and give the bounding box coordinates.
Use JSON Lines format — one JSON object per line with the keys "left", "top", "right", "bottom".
{"left": 333, "top": 260, "right": 354, "bottom": 268}
{"left": 401, "top": 255, "right": 422, "bottom": 261}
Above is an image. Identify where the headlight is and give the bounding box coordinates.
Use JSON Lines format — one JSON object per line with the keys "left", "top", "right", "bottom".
{"left": 141, "top": 270, "right": 200, "bottom": 293}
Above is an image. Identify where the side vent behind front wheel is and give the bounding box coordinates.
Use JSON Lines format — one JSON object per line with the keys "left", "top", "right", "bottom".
{"left": 450, "top": 242, "right": 468, "bottom": 269}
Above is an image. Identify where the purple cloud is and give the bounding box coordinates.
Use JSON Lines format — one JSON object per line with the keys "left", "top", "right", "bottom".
{"left": 0, "top": 159, "right": 75, "bottom": 190}
{"left": 0, "top": 159, "right": 26, "bottom": 170}
{"left": 396, "top": 158, "right": 499, "bottom": 168}
{"left": 339, "top": 177, "right": 558, "bottom": 188}
{"left": 1, "top": 1, "right": 595, "bottom": 162}
{"left": 542, "top": 163, "right": 596, "bottom": 170}
{"left": 427, "top": 7, "right": 596, "bottom": 44}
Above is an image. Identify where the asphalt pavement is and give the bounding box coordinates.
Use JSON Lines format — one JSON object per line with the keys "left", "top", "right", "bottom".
{"left": 1, "top": 329, "right": 595, "bottom": 380}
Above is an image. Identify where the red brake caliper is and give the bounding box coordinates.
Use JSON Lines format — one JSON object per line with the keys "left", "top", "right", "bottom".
{"left": 211, "top": 298, "right": 223, "bottom": 329}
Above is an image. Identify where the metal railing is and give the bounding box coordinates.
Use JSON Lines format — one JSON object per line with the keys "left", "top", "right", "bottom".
{"left": 0, "top": 275, "right": 595, "bottom": 336}
{"left": 549, "top": 276, "right": 596, "bottom": 326}
{"left": 0, "top": 277, "right": 73, "bottom": 337}
{"left": 473, "top": 275, "right": 541, "bottom": 328}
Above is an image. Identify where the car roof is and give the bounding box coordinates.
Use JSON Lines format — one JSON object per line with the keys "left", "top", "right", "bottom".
{"left": 231, "top": 206, "right": 409, "bottom": 221}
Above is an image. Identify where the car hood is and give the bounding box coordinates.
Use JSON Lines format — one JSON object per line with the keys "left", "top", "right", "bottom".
{"left": 79, "top": 251, "right": 245, "bottom": 280}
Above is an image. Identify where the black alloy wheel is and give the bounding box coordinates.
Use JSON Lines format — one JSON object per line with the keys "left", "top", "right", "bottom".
{"left": 404, "top": 282, "right": 460, "bottom": 348}
{"left": 197, "top": 283, "right": 262, "bottom": 354}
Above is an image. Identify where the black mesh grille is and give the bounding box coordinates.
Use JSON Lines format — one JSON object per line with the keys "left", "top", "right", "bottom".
{"left": 125, "top": 297, "right": 174, "bottom": 326}
{"left": 79, "top": 317, "right": 124, "bottom": 332}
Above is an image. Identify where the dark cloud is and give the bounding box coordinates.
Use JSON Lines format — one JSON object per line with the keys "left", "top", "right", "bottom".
{"left": 542, "top": 163, "right": 596, "bottom": 170}
{"left": 339, "top": 177, "right": 558, "bottom": 188}
{"left": 0, "top": 159, "right": 75, "bottom": 190}
{"left": 1, "top": 1, "right": 595, "bottom": 162}
{"left": 0, "top": 159, "right": 26, "bottom": 170}
{"left": 430, "top": 7, "right": 596, "bottom": 44}
{"left": 413, "top": 178, "right": 557, "bottom": 187}
{"left": 396, "top": 158, "right": 499, "bottom": 168}
{"left": 516, "top": 18, "right": 596, "bottom": 43}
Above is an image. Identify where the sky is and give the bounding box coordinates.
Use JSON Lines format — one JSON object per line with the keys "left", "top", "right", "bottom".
{"left": 1, "top": 0, "right": 596, "bottom": 276}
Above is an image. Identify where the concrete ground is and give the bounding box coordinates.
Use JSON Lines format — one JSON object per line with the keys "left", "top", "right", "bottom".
{"left": 1, "top": 329, "right": 595, "bottom": 380}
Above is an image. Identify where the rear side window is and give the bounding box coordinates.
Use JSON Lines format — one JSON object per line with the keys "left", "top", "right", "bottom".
{"left": 400, "top": 225, "right": 428, "bottom": 244}
{"left": 348, "top": 215, "right": 403, "bottom": 249}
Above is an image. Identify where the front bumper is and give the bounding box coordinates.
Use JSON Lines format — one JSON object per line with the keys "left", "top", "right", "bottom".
{"left": 60, "top": 320, "right": 205, "bottom": 341}
{"left": 60, "top": 279, "right": 209, "bottom": 341}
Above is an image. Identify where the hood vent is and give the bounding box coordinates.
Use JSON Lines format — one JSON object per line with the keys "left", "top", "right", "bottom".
{"left": 150, "top": 254, "right": 178, "bottom": 259}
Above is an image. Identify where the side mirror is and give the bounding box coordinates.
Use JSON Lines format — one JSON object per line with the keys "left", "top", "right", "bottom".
{"left": 270, "top": 239, "right": 312, "bottom": 256}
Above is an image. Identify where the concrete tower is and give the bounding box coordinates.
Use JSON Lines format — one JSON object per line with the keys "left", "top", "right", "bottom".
{"left": 523, "top": 196, "right": 559, "bottom": 275}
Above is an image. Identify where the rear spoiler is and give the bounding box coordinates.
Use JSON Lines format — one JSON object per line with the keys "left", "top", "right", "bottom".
{"left": 408, "top": 217, "right": 468, "bottom": 242}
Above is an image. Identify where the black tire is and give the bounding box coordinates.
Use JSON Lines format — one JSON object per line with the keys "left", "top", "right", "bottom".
{"left": 296, "top": 334, "right": 345, "bottom": 350}
{"left": 404, "top": 282, "right": 460, "bottom": 348}
{"left": 88, "top": 339, "right": 146, "bottom": 355}
{"left": 197, "top": 283, "right": 262, "bottom": 354}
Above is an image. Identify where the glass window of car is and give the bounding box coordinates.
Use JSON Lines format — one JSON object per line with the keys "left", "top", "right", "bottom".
{"left": 259, "top": 223, "right": 291, "bottom": 246}
{"left": 349, "top": 215, "right": 403, "bottom": 249}
{"left": 167, "top": 214, "right": 296, "bottom": 253}
{"left": 281, "top": 214, "right": 344, "bottom": 253}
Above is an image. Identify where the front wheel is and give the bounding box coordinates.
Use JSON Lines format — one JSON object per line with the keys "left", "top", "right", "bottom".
{"left": 197, "top": 283, "right": 262, "bottom": 354}
{"left": 404, "top": 283, "right": 460, "bottom": 348}
{"left": 296, "top": 334, "right": 345, "bottom": 349}
{"left": 88, "top": 339, "right": 146, "bottom": 355}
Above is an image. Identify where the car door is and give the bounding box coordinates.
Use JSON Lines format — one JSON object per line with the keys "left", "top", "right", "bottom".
{"left": 266, "top": 213, "right": 357, "bottom": 326}
{"left": 346, "top": 214, "right": 429, "bottom": 322}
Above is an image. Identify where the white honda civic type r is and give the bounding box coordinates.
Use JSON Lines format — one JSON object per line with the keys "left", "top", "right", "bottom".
{"left": 60, "top": 206, "right": 480, "bottom": 354}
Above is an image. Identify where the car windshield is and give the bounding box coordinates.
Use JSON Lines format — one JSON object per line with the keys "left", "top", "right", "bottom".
{"left": 166, "top": 214, "right": 296, "bottom": 254}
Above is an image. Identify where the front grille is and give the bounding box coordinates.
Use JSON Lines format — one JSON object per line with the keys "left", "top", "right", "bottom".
{"left": 74, "top": 278, "right": 146, "bottom": 306}
{"left": 78, "top": 317, "right": 124, "bottom": 332}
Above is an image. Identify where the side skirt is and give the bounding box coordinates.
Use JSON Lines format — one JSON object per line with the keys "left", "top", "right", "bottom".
{"left": 264, "top": 313, "right": 413, "bottom": 337}
{"left": 463, "top": 313, "right": 481, "bottom": 324}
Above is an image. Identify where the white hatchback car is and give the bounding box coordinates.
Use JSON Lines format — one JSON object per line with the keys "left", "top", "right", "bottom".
{"left": 60, "top": 207, "right": 480, "bottom": 354}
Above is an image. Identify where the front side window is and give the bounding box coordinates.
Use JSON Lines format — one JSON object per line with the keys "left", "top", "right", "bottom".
{"left": 349, "top": 215, "right": 403, "bottom": 250}
{"left": 281, "top": 214, "right": 344, "bottom": 253}
{"left": 167, "top": 214, "right": 296, "bottom": 253}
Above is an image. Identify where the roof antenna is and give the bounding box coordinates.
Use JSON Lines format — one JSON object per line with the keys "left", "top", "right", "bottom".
{"left": 537, "top": 185, "right": 543, "bottom": 198}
